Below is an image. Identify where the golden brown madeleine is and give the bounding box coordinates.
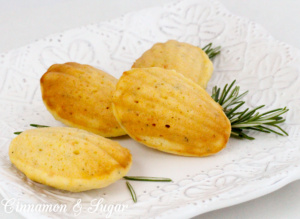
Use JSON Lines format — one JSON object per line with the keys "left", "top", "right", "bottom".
{"left": 113, "top": 67, "right": 231, "bottom": 157}
{"left": 40, "top": 62, "right": 126, "bottom": 137}
{"left": 132, "top": 40, "right": 213, "bottom": 88}
{"left": 9, "top": 127, "right": 132, "bottom": 192}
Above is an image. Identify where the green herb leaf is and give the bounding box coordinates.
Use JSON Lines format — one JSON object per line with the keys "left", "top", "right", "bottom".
{"left": 13, "top": 124, "right": 49, "bottom": 135}
{"left": 202, "top": 43, "right": 221, "bottom": 59}
{"left": 30, "top": 124, "right": 50, "bottom": 128}
{"left": 124, "top": 176, "right": 172, "bottom": 182}
{"left": 126, "top": 181, "right": 137, "bottom": 203}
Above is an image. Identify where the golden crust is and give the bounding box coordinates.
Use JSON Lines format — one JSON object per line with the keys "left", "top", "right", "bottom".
{"left": 113, "top": 67, "right": 231, "bottom": 157}
{"left": 40, "top": 62, "right": 126, "bottom": 137}
{"left": 9, "top": 127, "right": 132, "bottom": 192}
{"left": 132, "top": 40, "right": 214, "bottom": 88}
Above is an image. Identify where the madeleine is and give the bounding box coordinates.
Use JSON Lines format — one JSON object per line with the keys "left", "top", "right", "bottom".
{"left": 40, "top": 62, "right": 126, "bottom": 137}
{"left": 113, "top": 67, "right": 231, "bottom": 157}
{"left": 9, "top": 127, "right": 132, "bottom": 192}
{"left": 132, "top": 40, "right": 213, "bottom": 88}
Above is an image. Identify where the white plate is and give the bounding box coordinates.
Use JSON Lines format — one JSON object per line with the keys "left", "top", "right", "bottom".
{"left": 0, "top": 0, "right": 300, "bottom": 218}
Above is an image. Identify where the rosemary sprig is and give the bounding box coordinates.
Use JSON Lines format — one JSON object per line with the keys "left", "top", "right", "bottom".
{"left": 126, "top": 181, "right": 137, "bottom": 203}
{"left": 124, "top": 176, "right": 172, "bottom": 182}
{"left": 212, "top": 80, "right": 289, "bottom": 139}
{"left": 124, "top": 176, "right": 172, "bottom": 202}
{"left": 202, "top": 43, "right": 221, "bottom": 59}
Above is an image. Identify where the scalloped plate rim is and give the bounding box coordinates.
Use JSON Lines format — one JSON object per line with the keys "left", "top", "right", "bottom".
{"left": 0, "top": 0, "right": 300, "bottom": 218}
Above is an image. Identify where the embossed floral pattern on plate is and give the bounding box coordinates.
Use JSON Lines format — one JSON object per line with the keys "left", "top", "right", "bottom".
{"left": 0, "top": 0, "right": 300, "bottom": 218}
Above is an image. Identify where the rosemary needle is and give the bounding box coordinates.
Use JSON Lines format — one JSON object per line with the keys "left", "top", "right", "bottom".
{"left": 30, "top": 124, "right": 50, "bottom": 128}
{"left": 126, "top": 181, "right": 137, "bottom": 203}
{"left": 14, "top": 124, "right": 49, "bottom": 134}
{"left": 202, "top": 43, "right": 221, "bottom": 59}
{"left": 123, "top": 176, "right": 172, "bottom": 182}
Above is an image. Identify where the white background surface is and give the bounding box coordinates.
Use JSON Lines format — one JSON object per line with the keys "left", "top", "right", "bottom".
{"left": 0, "top": 0, "right": 299, "bottom": 218}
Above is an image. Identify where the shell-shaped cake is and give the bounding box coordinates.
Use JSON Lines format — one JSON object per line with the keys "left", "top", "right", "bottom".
{"left": 9, "top": 127, "right": 132, "bottom": 192}
{"left": 113, "top": 67, "right": 231, "bottom": 157}
{"left": 40, "top": 62, "right": 126, "bottom": 137}
{"left": 132, "top": 40, "right": 213, "bottom": 88}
